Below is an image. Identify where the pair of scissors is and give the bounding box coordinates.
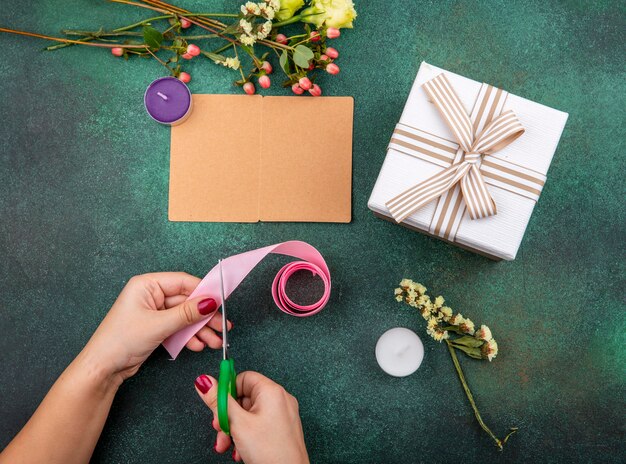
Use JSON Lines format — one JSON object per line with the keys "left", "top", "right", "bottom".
{"left": 217, "top": 259, "right": 237, "bottom": 436}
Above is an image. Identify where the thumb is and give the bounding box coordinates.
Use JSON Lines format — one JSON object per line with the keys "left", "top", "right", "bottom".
{"left": 158, "top": 297, "right": 217, "bottom": 335}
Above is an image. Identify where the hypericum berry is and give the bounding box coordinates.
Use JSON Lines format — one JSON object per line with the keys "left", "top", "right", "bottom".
{"left": 181, "top": 53, "right": 193, "bottom": 60}
{"left": 308, "top": 84, "right": 322, "bottom": 97}
{"left": 298, "top": 77, "right": 312, "bottom": 91}
{"left": 180, "top": 18, "right": 192, "bottom": 28}
{"left": 261, "top": 61, "right": 273, "bottom": 74}
{"left": 325, "top": 47, "right": 339, "bottom": 59}
{"left": 291, "top": 84, "right": 304, "bottom": 95}
{"left": 275, "top": 33, "right": 288, "bottom": 45}
{"left": 326, "top": 27, "right": 340, "bottom": 39}
{"left": 243, "top": 82, "right": 255, "bottom": 95}
{"left": 326, "top": 63, "right": 340, "bottom": 75}
{"left": 187, "top": 44, "right": 201, "bottom": 56}
{"left": 178, "top": 72, "right": 191, "bottom": 83}
{"left": 319, "top": 54, "right": 329, "bottom": 61}
{"left": 111, "top": 47, "right": 124, "bottom": 57}
{"left": 259, "top": 75, "right": 271, "bottom": 89}
{"left": 310, "top": 31, "right": 320, "bottom": 42}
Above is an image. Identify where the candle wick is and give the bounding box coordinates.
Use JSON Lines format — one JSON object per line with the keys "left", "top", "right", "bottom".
{"left": 157, "top": 92, "right": 168, "bottom": 101}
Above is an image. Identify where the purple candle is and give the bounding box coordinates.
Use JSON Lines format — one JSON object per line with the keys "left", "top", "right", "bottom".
{"left": 144, "top": 77, "right": 192, "bottom": 125}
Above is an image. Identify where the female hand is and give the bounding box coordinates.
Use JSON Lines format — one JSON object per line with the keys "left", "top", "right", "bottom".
{"left": 83, "top": 272, "right": 232, "bottom": 384}
{"left": 194, "top": 371, "right": 309, "bottom": 464}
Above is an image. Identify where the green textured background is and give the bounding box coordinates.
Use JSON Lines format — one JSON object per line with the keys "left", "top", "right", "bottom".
{"left": 0, "top": 1, "right": 624, "bottom": 462}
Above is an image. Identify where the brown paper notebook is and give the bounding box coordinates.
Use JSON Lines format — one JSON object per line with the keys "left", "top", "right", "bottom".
{"left": 169, "top": 95, "right": 353, "bottom": 222}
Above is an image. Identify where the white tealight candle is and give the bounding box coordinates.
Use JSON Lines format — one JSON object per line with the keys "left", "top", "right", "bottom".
{"left": 375, "top": 327, "right": 424, "bottom": 377}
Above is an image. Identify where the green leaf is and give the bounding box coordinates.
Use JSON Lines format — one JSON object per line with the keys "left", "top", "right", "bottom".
{"left": 292, "top": 44, "right": 313, "bottom": 68}
{"left": 143, "top": 26, "right": 163, "bottom": 49}
{"left": 279, "top": 50, "right": 290, "bottom": 74}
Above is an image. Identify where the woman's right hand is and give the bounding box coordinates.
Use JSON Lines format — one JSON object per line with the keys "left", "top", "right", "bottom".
{"left": 194, "top": 371, "right": 309, "bottom": 464}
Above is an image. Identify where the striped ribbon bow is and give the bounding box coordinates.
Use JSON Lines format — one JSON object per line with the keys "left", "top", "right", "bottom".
{"left": 387, "top": 74, "right": 525, "bottom": 223}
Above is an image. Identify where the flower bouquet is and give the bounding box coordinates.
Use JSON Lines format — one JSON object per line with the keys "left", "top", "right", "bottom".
{"left": 0, "top": 0, "right": 357, "bottom": 95}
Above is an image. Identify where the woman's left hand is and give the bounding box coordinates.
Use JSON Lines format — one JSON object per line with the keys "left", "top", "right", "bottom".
{"left": 82, "top": 272, "right": 231, "bottom": 384}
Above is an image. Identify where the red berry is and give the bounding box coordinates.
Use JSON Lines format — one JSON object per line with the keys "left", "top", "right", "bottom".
{"left": 326, "top": 63, "right": 340, "bottom": 75}
{"left": 308, "top": 84, "right": 322, "bottom": 97}
{"left": 298, "top": 77, "right": 312, "bottom": 91}
{"left": 187, "top": 44, "right": 201, "bottom": 56}
{"left": 180, "top": 18, "right": 192, "bottom": 28}
{"left": 182, "top": 53, "right": 193, "bottom": 60}
{"left": 275, "top": 33, "right": 288, "bottom": 45}
{"left": 243, "top": 82, "right": 255, "bottom": 95}
{"left": 320, "top": 54, "right": 329, "bottom": 61}
{"left": 179, "top": 72, "right": 191, "bottom": 83}
{"left": 291, "top": 84, "right": 304, "bottom": 95}
{"left": 111, "top": 47, "right": 124, "bottom": 57}
{"left": 325, "top": 47, "right": 339, "bottom": 59}
{"left": 261, "top": 61, "right": 273, "bottom": 74}
{"left": 310, "top": 31, "right": 320, "bottom": 42}
{"left": 326, "top": 28, "right": 340, "bottom": 39}
{"left": 259, "top": 75, "right": 271, "bottom": 89}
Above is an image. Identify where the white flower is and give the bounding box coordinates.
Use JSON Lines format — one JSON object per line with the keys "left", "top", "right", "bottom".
{"left": 439, "top": 306, "right": 453, "bottom": 321}
{"left": 224, "top": 57, "right": 241, "bottom": 69}
{"left": 255, "top": 20, "right": 272, "bottom": 39}
{"left": 301, "top": 0, "right": 357, "bottom": 29}
{"left": 427, "top": 317, "right": 438, "bottom": 331}
{"left": 399, "top": 278, "right": 413, "bottom": 289}
{"left": 460, "top": 318, "right": 475, "bottom": 335}
{"left": 482, "top": 339, "right": 498, "bottom": 361}
{"left": 434, "top": 296, "right": 444, "bottom": 308}
{"left": 268, "top": 0, "right": 281, "bottom": 11}
{"left": 259, "top": 4, "right": 275, "bottom": 19}
{"left": 239, "top": 19, "right": 253, "bottom": 34}
{"left": 239, "top": 34, "right": 256, "bottom": 45}
{"left": 241, "top": 2, "right": 261, "bottom": 15}
{"left": 475, "top": 325, "right": 493, "bottom": 341}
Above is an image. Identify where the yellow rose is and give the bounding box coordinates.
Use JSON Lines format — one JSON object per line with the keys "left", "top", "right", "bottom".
{"left": 301, "top": 0, "right": 357, "bottom": 29}
{"left": 275, "top": 0, "right": 306, "bottom": 21}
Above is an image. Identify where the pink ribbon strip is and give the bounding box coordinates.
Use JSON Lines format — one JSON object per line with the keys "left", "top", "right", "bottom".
{"left": 162, "top": 241, "right": 331, "bottom": 359}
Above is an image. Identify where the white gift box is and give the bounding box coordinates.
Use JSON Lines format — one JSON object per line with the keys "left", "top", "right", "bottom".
{"left": 368, "top": 62, "right": 568, "bottom": 260}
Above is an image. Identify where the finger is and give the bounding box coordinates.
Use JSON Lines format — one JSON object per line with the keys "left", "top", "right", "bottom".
{"left": 194, "top": 374, "right": 218, "bottom": 416}
{"left": 206, "top": 310, "right": 234, "bottom": 332}
{"left": 164, "top": 294, "right": 187, "bottom": 309}
{"left": 214, "top": 430, "right": 232, "bottom": 454}
{"left": 155, "top": 297, "right": 218, "bottom": 337}
{"left": 195, "top": 326, "right": 223, "bottom": 350}
{"left": 144, "top": 272, "right": 202, "bottom": 297}
{"left": 185, "top": 335, "right": 205, "bottom": 352}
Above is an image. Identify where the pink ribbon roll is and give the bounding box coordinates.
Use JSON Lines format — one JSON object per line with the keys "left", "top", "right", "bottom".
{"left": 163, "top": 241, "right": 331, "bottom": 359}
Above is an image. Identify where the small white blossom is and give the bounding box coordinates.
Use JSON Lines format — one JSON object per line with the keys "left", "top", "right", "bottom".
{"left": 241, "top": 2, "right": 261, "bottom": 15}
{"left": 259, "top": 4, "right": 275, "bottom": 19}
{"left": 482, "top": 339, "right": 498, "bottom": 361}
{"left": 475, "top": 324, "right": 493, "bottom": 341}
{"left": 239, "top": 34, "right": 256, "bottom": 45}
{"left": 239, "top": 19, "right": 253, "bottom": 34}
{"left": 268, "top": 0, "right": 281, "bottom": 11}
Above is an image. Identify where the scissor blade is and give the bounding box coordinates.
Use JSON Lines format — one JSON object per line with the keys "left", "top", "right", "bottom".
{"left": 218, "top": 259, "right": 228, "bottom": 360}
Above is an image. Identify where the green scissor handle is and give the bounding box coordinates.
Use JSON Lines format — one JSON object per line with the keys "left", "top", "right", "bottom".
{"left": 217, "top": 358, "right": 237, "bottom": 435}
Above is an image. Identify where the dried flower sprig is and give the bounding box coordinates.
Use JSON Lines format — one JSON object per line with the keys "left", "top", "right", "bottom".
{"left": 395, "top": 279, "right": 517, "bottom": 451}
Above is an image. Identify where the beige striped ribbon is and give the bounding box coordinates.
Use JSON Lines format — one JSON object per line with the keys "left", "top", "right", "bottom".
{"left": 386, "top": 73, "right": 527, "bottom": 227}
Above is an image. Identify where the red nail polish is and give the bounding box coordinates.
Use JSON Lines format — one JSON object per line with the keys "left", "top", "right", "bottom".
{"left": 194, "top": 374, "right": 213, "bottom": 394}
{"left": 198, "top": 298, "right": 217, "bottom": 315}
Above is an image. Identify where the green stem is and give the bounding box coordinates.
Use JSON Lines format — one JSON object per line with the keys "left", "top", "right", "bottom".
{"left": 210, "top": 43, "right": 231, "bottom": 54}
{"left": 272, "top": 12, "right": 323, "bottom": 28}
{"left": 445, "top": 340, "right": 517, "bottom": 450}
